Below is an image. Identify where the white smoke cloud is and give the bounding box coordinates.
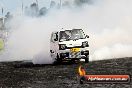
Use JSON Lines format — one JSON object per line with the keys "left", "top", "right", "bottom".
{"left": 0, "top": 0, "right": 132, "bottom": 64}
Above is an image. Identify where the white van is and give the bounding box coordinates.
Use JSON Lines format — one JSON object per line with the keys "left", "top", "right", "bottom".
{"left": 50, "top": 29, "right": 89, "bottom": 64}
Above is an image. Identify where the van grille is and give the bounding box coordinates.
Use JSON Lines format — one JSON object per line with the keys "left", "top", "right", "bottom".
{"left": 67, "top": 46, "right": 82, "bottom": 49}
{"left": 70, "top": 51, "right": 81, "bottom": 58}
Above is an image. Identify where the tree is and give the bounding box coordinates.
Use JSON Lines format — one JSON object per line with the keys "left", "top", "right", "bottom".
{"left": 5, "top": 12, "right": 12, "bottom": 19}
{"left": 50, "top": 1, "right": 56, "bottom": 8}
{"left": 30, "top": 2, "right": 39, "bottom": 17}
{"left": 62, "top": 1, "right": 70, "bottom": 8}
{"left": 39, "top": 7, "right": 48, "bottom": 16}
{"left": 74, "top": 0, "right": 92, "bottom": 6}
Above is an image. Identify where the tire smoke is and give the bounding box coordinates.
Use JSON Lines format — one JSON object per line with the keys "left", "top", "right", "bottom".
{"left": 0, "top": 0, "right": 132, "bottom": 64}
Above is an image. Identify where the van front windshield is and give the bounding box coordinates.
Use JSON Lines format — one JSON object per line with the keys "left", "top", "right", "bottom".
{"left": 59, "top": 29, "right": 85, "bottom": 41}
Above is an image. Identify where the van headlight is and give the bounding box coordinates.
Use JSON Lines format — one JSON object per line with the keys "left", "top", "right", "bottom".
{"left": 82, "top": 41, "right": 89, "bottom": 48}
{"left": 59, "top": 44, "right": 66, "bottom": 50}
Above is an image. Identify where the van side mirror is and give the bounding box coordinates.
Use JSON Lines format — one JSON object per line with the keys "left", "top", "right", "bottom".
{"left": 86, "top": 35, "right": 89, "bottom": 38}
{"left": 54, "top": 32, "right": 58, "bottom": 41}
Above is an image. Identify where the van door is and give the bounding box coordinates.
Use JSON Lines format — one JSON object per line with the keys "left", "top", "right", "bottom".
{"left": 50, "top": 32, "right": 59, "bottom": 59}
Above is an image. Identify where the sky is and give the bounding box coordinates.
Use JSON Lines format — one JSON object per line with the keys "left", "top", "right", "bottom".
{"left": 0, "top": 0, "right": 62, "bottom": 16}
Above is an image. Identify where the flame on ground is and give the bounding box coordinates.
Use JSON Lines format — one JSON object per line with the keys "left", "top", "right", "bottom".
{"left": 78, "top": 65, "right": 86, "bottom": 76}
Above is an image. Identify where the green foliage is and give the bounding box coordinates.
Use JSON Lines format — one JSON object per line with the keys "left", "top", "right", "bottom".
{"left": 0, "top": 39, "right": 4, "bottom": 51}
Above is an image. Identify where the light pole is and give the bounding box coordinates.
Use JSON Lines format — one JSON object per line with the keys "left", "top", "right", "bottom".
{"left": 21, "top": 0, "right": 24, "bottom": 15}
{"left": 1, "top": 7, "right": 4, "bottom": 25}
{"left": 60, "top": 0, "right": 61, "bottom": 8}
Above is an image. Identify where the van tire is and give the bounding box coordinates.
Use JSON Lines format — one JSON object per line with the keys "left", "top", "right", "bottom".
{"left": 85, "top": 55, "right": 89, "bottom": 63}
{"left": 52, "top": 54, "right": 60, "bottom": 65}
{"left": 56, "top": 54, "right": 62, "bottom": 64}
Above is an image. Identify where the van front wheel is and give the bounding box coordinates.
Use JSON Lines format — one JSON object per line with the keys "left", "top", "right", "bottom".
{"left": 85, "top": 55, "right": 89, "bottom": 63}
{"left": 56, "top": 54, "right": 62, "bottom": 64}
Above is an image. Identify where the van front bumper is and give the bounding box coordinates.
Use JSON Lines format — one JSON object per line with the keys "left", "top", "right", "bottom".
{"left": 59, "top": 48, "right": 89, "bottom": 60}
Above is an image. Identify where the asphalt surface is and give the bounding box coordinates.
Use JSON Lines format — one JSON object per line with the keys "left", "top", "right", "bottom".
{"left": 0, "top": 57, "right": 132, "bottom": 88}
